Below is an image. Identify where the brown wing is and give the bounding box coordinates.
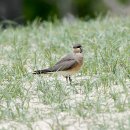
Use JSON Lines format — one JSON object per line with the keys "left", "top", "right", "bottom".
{"left": 50, "top": 59, "right": 77, "bottom": 71}
{"left": 33, "top": 53, "right": 77, "bottom": 74}
{"left": 49, "top": 53, "right": 77, "bottom": 71}
{"left": 33, "top": 59, "right": 77, "bottom": 74}
{"left": 55, "top": 53, "right": 74, "bottom": 65}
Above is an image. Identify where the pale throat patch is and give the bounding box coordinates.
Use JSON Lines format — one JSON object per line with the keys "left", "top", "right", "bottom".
{"left": 73, "top": 48, "right": 81, "bottom": 53}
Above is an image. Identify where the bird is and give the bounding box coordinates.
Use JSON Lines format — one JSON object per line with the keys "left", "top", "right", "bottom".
{"left": 33, "top": 44, "right": 83, "bottom": 84}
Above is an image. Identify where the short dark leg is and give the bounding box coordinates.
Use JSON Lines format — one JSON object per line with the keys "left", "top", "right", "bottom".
{"left": 69, "top": 76, "right": 72, "bottom": 85}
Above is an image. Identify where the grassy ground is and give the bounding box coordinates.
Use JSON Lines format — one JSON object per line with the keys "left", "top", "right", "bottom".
{"left": 0, "top": 17, "right": 130, "bottom": 130}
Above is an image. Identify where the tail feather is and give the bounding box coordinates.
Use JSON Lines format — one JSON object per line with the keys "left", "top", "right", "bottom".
{"left": 33, "top": 68, "right": 52, "bottom": 74}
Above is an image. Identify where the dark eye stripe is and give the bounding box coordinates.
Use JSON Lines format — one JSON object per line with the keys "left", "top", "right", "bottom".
{"left": 73, "top": 44, "right": 82, "bottom": 48}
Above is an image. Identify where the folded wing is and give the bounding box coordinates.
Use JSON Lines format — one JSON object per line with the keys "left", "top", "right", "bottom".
{"left": 33, "top": 53, "right": 77, "bottom": 74}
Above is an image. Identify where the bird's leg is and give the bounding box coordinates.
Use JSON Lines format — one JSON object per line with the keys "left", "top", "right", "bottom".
{"left": 69, "top": 76, "right": 72, "bottom": 85}
{"left": 65, "top": 76, "right": 68, "bottom": 83}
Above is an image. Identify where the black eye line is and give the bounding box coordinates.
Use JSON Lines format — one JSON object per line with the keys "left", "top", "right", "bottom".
{"left": 73, "top": 46, "right": 81, "bottom": 49}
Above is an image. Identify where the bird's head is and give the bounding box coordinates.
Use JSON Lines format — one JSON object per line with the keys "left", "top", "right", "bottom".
{"left": 73, "top": 44, "right": 82, "bottom": 53}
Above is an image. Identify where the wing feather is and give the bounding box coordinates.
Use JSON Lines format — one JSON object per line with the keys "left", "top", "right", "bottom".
{"left": 33, "top": 53, "right": 77, "bottom": 74}
{"left": 49, "top": 53, "right": 77, "bottom": 71}
{"left": 51, "top": 59, "right": 77, "bottom": 71}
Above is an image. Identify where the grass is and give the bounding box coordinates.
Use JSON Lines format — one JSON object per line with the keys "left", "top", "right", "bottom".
{"left": 0, "top": 17, "right": 130, "bottom": 130}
